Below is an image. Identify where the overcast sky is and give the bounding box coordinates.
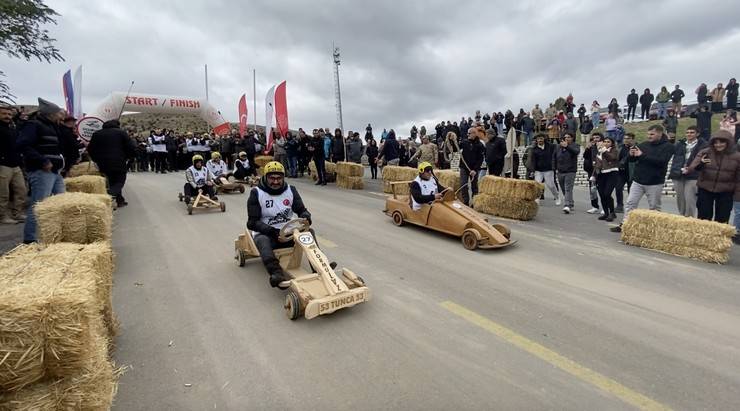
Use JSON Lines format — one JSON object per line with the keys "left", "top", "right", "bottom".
{"left": 3, "top": 0, "right": 738, "bottom": 135}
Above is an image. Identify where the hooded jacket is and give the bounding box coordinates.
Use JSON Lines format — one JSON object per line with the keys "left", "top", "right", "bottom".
{"left": 531, "top": 142, "right": 556, "bottom": 172}
{"left": 639, "top": 93, "right": 654, "bottom": 107}
{"left": 87, "top": 120, "right": 137, "bottom": 172}
{"left": 16, "top": 113, "right": 65, "bottom": 172}
{"left": 246, "top": 177, "right": 311, "bottom": 238}
{"left": 627, "top": 92, "right": 639, "bottom": 106}
{"left": 688, "top": 131, "right": 740, "bottom": 194}
{"left": 631, "top": 136, "right": 674, "bottom": 185}
{"left": 459, "top": 137, "right": 485, "bottom": 172}
{"left": 380, "top": 133, "right": 399, "bottom": 162}
{"left": 554, "top": 142, "right": 580, "bottom": 173}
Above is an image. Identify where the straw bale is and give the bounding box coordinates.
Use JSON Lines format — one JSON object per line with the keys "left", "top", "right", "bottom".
{"left": 64, "top": 175, "right": 108, "bottom": 195}
{"left": 473, "top": 194, "right": 538, "bottom": 221}
{"left": 0, "top": 322, "right": 121, "bottom": 411}
{"left": 335, "top": 161, "right": 364, "bottom": 177}
{"left": 381, "top": 166, "right": 416, "bottom": 183}
{"left": 253, "top": 155, "right": 274, "bottom": 168}
{"left": 478, "top": 175, "right": 544, "bottom": 201}
{"left": 383, "top": 181, "right": 411, "bottom": 195}
{"left": 35, "top": 192, "right": 112, "bottom": 244}
{"left": 0, "top": 243, "right": 114, "bottom": 391}
{"left": 336, "top": 175, "right": 364, "bottom": 190}
{"left": 66, "top": 162, "right": 101, "bottom": 178}
{"left": 434, "top": 170, "right": 460, "bottom": 193}
{"left": 308, "top": 161, "right": 337, "bottom": 182}
{"left": 621, "top": 210, "right": 735, "bottom": 263}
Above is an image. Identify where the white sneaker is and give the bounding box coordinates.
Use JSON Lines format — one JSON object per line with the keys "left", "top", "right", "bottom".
{"left": 562, "top": 206, "right": 570, "bottom": 214}
{"left": 555, "top": 198, "right": 562, "bottom": 206}
{"left": 586, "top": 207, "right": 599, "bottom": 214}
{"left": 535, "top": 199, "right": 540, "bottom": 204}
{"left": 0, "top": 217, "right": 18, "bottom": 224}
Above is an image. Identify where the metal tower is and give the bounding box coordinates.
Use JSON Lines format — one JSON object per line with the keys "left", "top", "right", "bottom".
{"left": 333, "top": 43, "right": 344, "bottom": 132}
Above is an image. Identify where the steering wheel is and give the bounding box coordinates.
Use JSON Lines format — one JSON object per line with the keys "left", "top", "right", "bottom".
{"left": 434, "top": 187, "right": 452, "bottom": 203}
{"left": 278, "top": 218, "right": 310, "bottom": 242}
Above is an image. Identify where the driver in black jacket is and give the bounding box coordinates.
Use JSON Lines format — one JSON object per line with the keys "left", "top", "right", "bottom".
{"left": 247, "top": 161, "right": 314, "bottom": 288}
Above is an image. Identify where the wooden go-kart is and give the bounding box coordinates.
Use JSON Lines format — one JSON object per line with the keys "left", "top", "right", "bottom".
{"left": 177, "top": 188, "right": 226, "bottom": 215}
{"left": 234, "top": 219, "right": 370, "bottom": 320}
{"left": 214, "top": 176, "right": 247, "bottom": 194}
{"left": 384, "top": 182, "right": 516, "bottom": 250}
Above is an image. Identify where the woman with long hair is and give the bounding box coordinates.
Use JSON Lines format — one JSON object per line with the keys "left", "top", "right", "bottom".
{"left": 366, "top": 138, "right": 379, "bottom": 179}
{"left": 590, "top": 100, "right": 600, "bottom": 129}
{"left": 593, "top": 137, "right": 620, "bottom": 222}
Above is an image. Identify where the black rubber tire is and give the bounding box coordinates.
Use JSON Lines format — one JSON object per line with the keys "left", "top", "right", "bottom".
{"left": 284, "top": 291, "right": 301, "bottom": 320}
{"left": 187, "top": 204, "right": 193, "bottom": 215}
{"left": 392, "top": 211, "right": 404, "bottom": 226}
{"left": 239, "top": 185, "right": 245, "bottom": 193}
{"left": 178, "top": 193, "right": 183, "bottom": 202}
{"left": 220, "top": 202, "right": 226, "bottom": 212}
{"left": 236, "top": 249, "right": 246, "bottom": 267}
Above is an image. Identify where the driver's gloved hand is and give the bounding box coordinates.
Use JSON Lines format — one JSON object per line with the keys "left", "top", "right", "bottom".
{"left": 299, "top": 211, "right": 312, "bottom": 225}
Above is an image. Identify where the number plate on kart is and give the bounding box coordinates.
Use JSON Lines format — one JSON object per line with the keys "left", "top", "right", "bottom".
{"left": 318, "top": 291, "right": 367, "bottom": 315}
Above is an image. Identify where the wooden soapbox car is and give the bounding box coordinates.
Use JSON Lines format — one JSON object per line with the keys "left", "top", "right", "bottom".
{"left": 384, "top": 182, "right": 515, "bottom": 250}
{"left": 214, "top": 175, "right": 259, "bottom": 194}
{"left": 234, "top": 219, "right": 370, "bottom": 320}
{"left": 177, "top": 189, "right": 226, "bottom": 215}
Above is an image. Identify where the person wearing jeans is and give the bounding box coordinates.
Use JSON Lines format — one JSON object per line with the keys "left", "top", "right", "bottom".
{"left": 668, "top": 126, "right": 707, "bottom": 217}
{"left": 733, "top": 201, "right": 740, "bottom": 245}
{"left": 611, "top": 125, "right": 674, "bottom": 232}
{"left": 686, "top": 130, "right": 739, "bottom": 223}
{"left": 23, "top": 170, "right": 65, "bottom": 242}
{"left": 554, "top": 133, "right": 580, "bottom": 213}
{"left": 0, "top": 106, "right": 27, "bottom": 224}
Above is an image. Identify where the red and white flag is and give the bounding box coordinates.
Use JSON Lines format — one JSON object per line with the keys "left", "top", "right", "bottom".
{"left": 264, "top": 84, "right": 276, "bottom": 154}
{"left": 274, "top": 81, "right": 289, "bottom": 138}
{"left": 238, "top": 94, "right": 248, "bottom": 137}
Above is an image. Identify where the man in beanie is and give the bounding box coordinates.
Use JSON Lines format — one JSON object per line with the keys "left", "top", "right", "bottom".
{"left": 16, "top": 98, "right": 67, "bottom": 243}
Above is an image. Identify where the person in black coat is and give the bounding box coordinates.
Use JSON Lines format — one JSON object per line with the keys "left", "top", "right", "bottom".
{"left": 484, "top": 130, "right": 507, "bottom": 176}
{"left": 308, "top": 129, "right": 327, "bottom": 185}
{"left": 459, "top": 129, "right": 485, "bottom": 206}
{"left": 639, "top": 88, "right": 654, "bottom": 120}
{"left": 554, "top": 133, "right": 580, "bottom": 212}
{"left": 58, "top": 115, "right": 81, "bottom": 176}
{"left": 582, "top": 133, "right": 602, "bottom": 212}
{"left": 366, "top": 138, "right": 379, "bottom": 179}
{"left": 690, "top": 105, "right": 713, "bottom": 141}
{"left": 87, "top": 119, "right": 137, "bottom": 206}
{"left": 668, "top": 126, "right": 708, "bottom": 217}
{"left": 626, "top": 89, "right": 639, "bottom": 121}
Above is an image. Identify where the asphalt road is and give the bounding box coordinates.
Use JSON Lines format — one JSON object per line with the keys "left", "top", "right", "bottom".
{"left": 111, "top": 171, "right": 740, "bottom": 411}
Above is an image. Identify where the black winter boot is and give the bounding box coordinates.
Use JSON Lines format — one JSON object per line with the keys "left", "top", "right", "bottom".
{"left": 265, "top": 258, "right": 290, "bottom": 289}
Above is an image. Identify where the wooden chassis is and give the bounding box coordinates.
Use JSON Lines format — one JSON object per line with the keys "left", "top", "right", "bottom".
{"left": 384, "top": 180, "right": 515, "bottom": 250}
{"left": 234, "top": 224, "right": 370, "bottom": 320}
{"left": 178, "top": 189, "right": 226, "bottom": 214}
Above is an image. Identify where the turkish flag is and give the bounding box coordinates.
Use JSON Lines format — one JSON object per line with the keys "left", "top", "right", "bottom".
{"left": 238, "top": 94, "right": 247, "bottom": 137}
{"left": 213, "top": 122, "right": 231, "bottom": 136}
{"left": 274, "top": 81, "right": 289, "bottom": 138}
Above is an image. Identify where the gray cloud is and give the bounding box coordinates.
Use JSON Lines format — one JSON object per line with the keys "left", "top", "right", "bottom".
{"left": 3, "top": 0, "right": 738, "bottom": 136}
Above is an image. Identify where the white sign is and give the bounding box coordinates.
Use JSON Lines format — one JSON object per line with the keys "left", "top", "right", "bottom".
{"left": 76, "top": 116, "right": 104, "bottom": 143}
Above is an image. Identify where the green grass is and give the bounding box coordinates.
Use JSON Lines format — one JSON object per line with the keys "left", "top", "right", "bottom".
{"left": 621, "top": 116, "right": 723, "bottom": 143}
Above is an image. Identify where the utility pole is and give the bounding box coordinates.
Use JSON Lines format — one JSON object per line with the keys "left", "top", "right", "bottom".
{"left": 204, "top": 64, "right": 209, "bottom": 101}
{"left": 253, "top": 69, "right": 257, "bottom": 132}
{"left": 332, "top": 42, "right": 344, "bottom": 132}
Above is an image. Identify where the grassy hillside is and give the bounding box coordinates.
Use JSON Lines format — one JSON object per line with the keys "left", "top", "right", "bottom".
{"left": 622, "top": 115, "right": 723, "bottom": 143}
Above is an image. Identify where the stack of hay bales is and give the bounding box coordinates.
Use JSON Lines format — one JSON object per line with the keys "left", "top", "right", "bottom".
{"left": 434, "top": 169, "right": 461, "bottom": 193}
{"left": 67, "top": 161, "right": 102, "bottom": 178}
{"left": 64, "top": 175, "right": 108, "bottom": 195}
{"left": 308, "top": 161, "right": 337, "bottom": 182}
{"left": 381, "top": 166, "right": 416, "bottom": 195}
{"left": 621, "top": 210, "right": 736, "bottom": 264}
{"left": 0, "top": 243, "right": 120, "bottom": 409}
{"left": 473, "top": 176, "right": 543, "bottom": 221}
{"left": 34, "top": 192, "right": 113, "bottom": 245}
{"left": 335, "top": 162, "right": 364, "bottom": 189}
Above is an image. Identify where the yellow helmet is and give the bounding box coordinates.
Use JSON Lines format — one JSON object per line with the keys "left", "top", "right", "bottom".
{"left": 264, "top": 161, "right": 285, "bottom": 175}
{"left": 211, "top": 151, "right": 221, "bottom": 160}
{"left": 418, "top": 161, "right": 433, "bottom": 173}
{"left": 238, "top": 151, "right": 247, "bottom": 158}
{"left": 192, "top": 154, "right": 204, "bottom": 164}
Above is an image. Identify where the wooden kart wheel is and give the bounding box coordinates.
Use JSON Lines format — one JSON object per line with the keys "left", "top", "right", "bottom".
{"left": 461, "top": 229, "right": 479, "bottom": 251}
{"left": 187, "top": 204, "right": 193, "bottom": 215}
{"left": 236, "top": 249, "right": 246, "bottom": 267}
{"left": 392, "top": 211, "right": 405, "bottom": 226}
{"left": 493, "top": 223, "right": 511, "bottom": 239}
{"left": 284, "top": 291, "right": 302, "bottom": 320}
{"left": 178, "top": 192, "right": 184, "bottom": 202}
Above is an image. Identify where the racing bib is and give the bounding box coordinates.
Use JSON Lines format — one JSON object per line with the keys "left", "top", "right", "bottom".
{"left": 257, "top": 186, "right": 294, "bottom": 229}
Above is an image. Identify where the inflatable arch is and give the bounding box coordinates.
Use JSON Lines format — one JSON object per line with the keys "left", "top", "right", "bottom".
{"left": 88, "top": 92, "right": 230, "bottom": 133}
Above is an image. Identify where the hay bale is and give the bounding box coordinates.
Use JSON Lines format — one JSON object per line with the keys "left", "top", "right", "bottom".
{"left": 253, "top": 155, "right": 273, "bottom": 168}
{"left": 336, "top": 175, "right": 364, "bottom": 190}
{"left": 478, "top": 175, "right": 544, "bottom": 201}
{"left": 381, "top": 165, "right": 416, "bottom": 182}
{"left": 66, "top": 162, "right": 101, "bottom": 178}
{"left": 473, "top": 194, "right": 538, "bottom": 221}
{"left": 35, "top": 192, "right": 112, "bottom": 244}
{"left": 0, "top": 243, "right": 114, "bottom": 391}
{"left": 621, "top": 210, "right": 736, "bottom": 263}
{"left": 434, "top": 170, "right": 460, "bottom": 193}
{"left": 308, "top": 161, "right": 337, "bottom": 182}
{"left": 64, "top": 175, "right": 108, "bottom": 195}
{"left": 335, "top": 161, "right": 364, "bottom": 177}
{"left": 0, "top": 323, "right": 120, "bottom": 410}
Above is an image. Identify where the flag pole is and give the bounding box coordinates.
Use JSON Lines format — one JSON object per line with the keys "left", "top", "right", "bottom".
{"left": 117, "top": 81, "right": 135, "bottom": 120}
{"left": 253, "top": 69, "right": 257, "bottom": 132}
{"left": 205, "top": 64, "right": 209, "bottom": 101}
